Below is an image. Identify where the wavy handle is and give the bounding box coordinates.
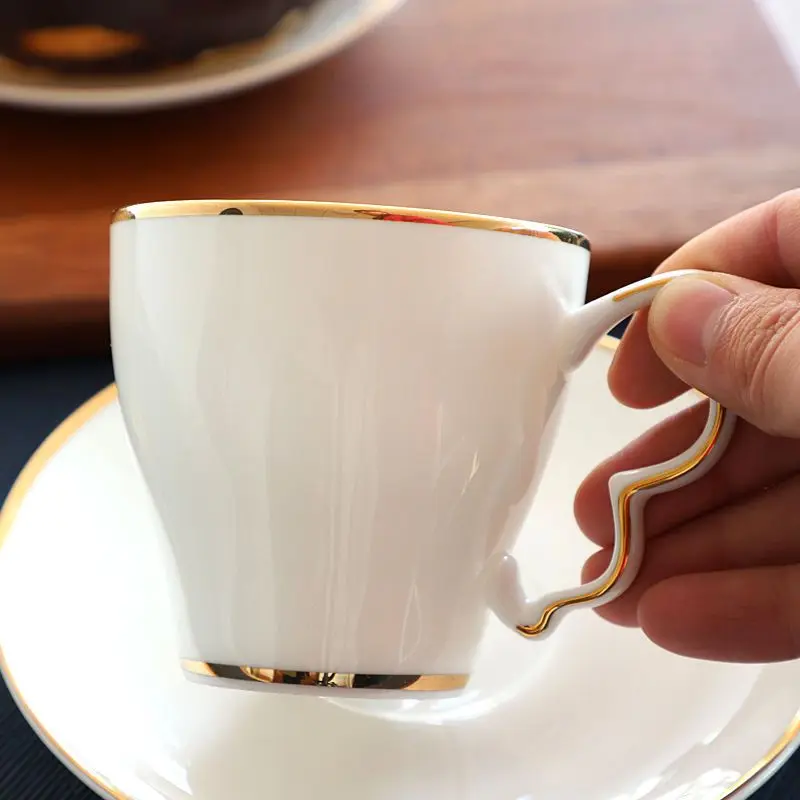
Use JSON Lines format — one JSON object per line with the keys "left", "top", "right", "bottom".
{"left": 486, "top": 270, "right": 738, "bottom": 640}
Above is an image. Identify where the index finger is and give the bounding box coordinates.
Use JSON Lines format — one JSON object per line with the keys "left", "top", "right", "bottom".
{"left": 608, "top": 188, "right": 800, "bottom": 408}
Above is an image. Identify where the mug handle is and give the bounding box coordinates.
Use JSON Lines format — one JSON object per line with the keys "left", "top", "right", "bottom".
{"left": 486, "top": 269, "right": 738, "bottom": 640}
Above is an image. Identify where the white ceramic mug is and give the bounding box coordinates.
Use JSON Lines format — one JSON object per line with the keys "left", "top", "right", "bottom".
{"left": 109, "top": 200, "right": 736, "bottom": 696}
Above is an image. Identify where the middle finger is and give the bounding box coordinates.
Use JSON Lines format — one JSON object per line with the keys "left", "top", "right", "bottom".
{"left": 580, "top": 470, "right": 800, "bottom": 627}
{"left": 574, "top": 401, "right": 800, "bottom": 549}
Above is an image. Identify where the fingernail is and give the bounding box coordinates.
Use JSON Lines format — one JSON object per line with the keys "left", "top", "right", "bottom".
{"left": 649, "top": 277, "right": 736, "bottom": 366}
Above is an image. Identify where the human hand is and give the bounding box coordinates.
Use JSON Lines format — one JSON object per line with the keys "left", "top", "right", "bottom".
{"left": 575, "top": 190, "right": 800, "bottom": 663}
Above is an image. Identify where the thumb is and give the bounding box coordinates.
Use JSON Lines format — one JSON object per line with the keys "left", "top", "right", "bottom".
{"left": 648, "top": 274, "right": 800, "bottom": 437}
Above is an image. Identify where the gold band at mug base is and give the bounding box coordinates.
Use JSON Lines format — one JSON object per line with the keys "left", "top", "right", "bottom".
{"left": 516, "top": 400, "right": 728, "bottom": 638}
{"left": 182, "top": 660, "right": 469, "bottom": 692}
{"left": 110, "top": 199, "right": 591, "bottom": 251}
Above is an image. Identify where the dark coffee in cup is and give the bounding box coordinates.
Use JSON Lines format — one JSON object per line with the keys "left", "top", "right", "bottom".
{"left": 0, "top": 0, "right": 314, "bottom": 75}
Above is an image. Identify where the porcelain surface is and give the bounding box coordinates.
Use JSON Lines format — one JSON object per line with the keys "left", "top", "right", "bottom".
{"left": 0, "top": 340, "right": 797, "bottom": 800}
{"left": 110, "top": 212, "right": 585, "bottom": 679}
{"left": 110, "top": 208, "right": 731, "bottom": 686}
{"left": 0, "top": 0, "right": 405, "bottom": 111}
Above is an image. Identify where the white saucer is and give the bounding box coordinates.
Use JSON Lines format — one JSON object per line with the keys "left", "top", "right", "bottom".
{"left": 1, "top": 337, "right": 799, "bottom": 800}
{"left": 0, "top": 0, "right": 404, "bottom": 112}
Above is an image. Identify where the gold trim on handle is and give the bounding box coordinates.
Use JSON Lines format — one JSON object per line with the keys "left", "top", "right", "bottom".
{"left": 516, "top": 400, "right": 728, "bottom": 638}
{"left": 182, "top": 660, "right": 468, "bottom": 691}
{"left": 612, "top": 276, "right": 673, "bottom": 302}
{"left": 110, "top": 199, "right": 591, "bottom": 251}
{"left": 0, "top": 340, "right": 796, "bottom": 800}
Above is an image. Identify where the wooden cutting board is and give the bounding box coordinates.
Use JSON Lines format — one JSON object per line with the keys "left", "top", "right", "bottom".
{"left": 1, "top": 0, "right": 800, "bottom": 359}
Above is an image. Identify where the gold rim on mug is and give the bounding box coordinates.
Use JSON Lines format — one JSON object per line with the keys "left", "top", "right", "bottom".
{"left": 111, "top": 199, "right": 592, "bottom": 251}
{"left": 0, "top": 338, "right": 798, "bottom": 800}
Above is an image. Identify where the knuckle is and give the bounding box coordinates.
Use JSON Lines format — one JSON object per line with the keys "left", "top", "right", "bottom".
{"left": 714, "top": 290, "right": 800, "bottom": 429}
{"left": 773, "top": 188, "right": 800, "bottom": 212}
{"left": 773, "top": 190, "right": 800, "bottom": 272}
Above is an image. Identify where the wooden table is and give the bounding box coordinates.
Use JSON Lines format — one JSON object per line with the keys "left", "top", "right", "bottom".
{"left": 2, "top": 0, "right": 800, "bottom": 359}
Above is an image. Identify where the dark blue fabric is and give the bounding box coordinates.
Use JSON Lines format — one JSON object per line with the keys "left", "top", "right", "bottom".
{"left": 0, "top": 347, "right": 797, "bottom": 800}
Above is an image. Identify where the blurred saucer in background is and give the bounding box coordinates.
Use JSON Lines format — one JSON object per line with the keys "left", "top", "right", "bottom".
{"left": 0, "top": 0, "right": 405, "bottom": 113}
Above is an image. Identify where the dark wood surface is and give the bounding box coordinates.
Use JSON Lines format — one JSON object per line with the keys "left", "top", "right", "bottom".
{"left": 2, "top": 0, "right": 800, "bottom": 358}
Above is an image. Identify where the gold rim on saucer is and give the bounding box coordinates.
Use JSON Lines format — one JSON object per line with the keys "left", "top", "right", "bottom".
{"left": 0, "top": 339, "right": 798, "bottom": 800}
{"left": 111, "top": 199, "right": 592, "bottom": 251}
